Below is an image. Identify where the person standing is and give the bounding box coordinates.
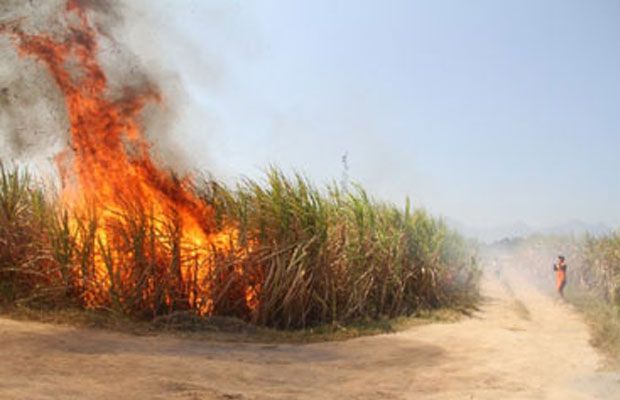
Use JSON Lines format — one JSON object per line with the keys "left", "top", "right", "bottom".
{"left": 553, "top": 255, "right": 567, "bottom": 297}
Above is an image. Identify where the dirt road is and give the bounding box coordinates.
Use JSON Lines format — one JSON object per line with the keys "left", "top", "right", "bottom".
{"left": 1, "top": 272, "right": 619, "bottom": 400}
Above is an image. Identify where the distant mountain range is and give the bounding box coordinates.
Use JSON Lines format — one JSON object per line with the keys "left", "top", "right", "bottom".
{"left": 445, "top": 218, "right": 613, "bottom": 243}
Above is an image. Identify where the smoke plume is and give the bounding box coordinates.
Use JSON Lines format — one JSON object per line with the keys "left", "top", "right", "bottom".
{"left": 0, "top": 0, "right": 187, "bottom": 170}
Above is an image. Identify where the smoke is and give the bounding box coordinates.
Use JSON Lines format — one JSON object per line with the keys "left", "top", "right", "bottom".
{"left": 0, "top": 50, "right": 67, "bottom": 158}
{"left": 70, "top": 0, "right": 120, "bottom": 17}
{"left": 0, "top": 0, "right": 193, "bottom": 172}
{"left": 112, "top": 0, "right": 255, "bottom": 176}
{"left": 0, "top": 1, "right": 66, "bottom": 159}
{"left": 481, "top": 234, "right": 604, "bottom": 299}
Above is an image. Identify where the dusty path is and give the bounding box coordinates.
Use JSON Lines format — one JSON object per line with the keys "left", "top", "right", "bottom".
{"left": 1, "top": 273, "right": 619, "bottom": 400}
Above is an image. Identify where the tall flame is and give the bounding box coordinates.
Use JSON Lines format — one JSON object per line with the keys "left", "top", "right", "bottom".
{"left": 2, "top": 1, "right": 257, "bottom": 317}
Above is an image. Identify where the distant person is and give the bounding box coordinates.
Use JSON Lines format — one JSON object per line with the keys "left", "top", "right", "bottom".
{"left": 553, "top": 255, "right": 567, "bottom": 297}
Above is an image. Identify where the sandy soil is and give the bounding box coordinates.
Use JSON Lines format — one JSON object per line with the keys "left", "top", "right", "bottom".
{"left": 1, "top": 272, "right": 619, "bottom": 400}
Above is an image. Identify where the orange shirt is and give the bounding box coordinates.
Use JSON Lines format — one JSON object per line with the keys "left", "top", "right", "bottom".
{"left": 555, "top": 263, "right": 567, "bottom": 288}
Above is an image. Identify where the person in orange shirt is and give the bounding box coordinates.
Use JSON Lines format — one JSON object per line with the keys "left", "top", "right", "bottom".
{"left": 553, "top": 255, "right": 567, "bottom": 298}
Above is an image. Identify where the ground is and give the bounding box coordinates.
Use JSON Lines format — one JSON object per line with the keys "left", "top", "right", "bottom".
{"left": 1, "top": 271, "right": 619, "bottom": 399}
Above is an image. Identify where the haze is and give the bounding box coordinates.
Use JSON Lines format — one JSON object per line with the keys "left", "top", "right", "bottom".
{"left": 9, "top": 0, "right": 620, "bottom": 236}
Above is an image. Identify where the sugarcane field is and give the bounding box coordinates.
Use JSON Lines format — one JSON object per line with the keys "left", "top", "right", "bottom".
{"left": 1, "top": 1, "right": 619, "bottom": 399}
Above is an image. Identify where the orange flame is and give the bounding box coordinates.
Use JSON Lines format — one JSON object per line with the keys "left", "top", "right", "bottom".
{"left": 2, "top": 1, "right": 259, "bottom": 317}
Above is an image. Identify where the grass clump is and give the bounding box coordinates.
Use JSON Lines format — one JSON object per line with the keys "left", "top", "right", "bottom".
{"left": 0, "top": 165, "right": 68, "bottom": 307}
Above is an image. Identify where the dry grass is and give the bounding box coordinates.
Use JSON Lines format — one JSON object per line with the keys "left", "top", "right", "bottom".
{"left": 568, "top": 292, "right": 620, "bottom": 369}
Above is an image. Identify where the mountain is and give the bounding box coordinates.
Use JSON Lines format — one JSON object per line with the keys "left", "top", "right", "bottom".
{"left": 445, "top": 218, "right": 613, "bottom": 243}
{"left": 539, "top": 220, "right": 611, "bottom": 237}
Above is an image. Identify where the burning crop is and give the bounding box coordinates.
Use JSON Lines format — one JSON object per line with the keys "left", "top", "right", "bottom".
{"left": 1, "top": 0, "right": 257, "bottom": 317}
{"left": 0, "top": 1, "right": 479, "bottom": 330}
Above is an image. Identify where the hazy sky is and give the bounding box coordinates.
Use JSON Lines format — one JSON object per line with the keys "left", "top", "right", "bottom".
{"left": 123, "top": 0, "right": 620, "bottom": 229}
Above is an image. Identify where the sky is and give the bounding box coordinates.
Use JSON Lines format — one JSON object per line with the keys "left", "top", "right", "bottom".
{"left": 97, "top": 0, "right": 620, "bottom": 229}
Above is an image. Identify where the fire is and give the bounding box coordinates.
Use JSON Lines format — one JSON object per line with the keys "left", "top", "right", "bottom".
{"left": 2, "top": 1, "right": 259, "bottom": 317}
